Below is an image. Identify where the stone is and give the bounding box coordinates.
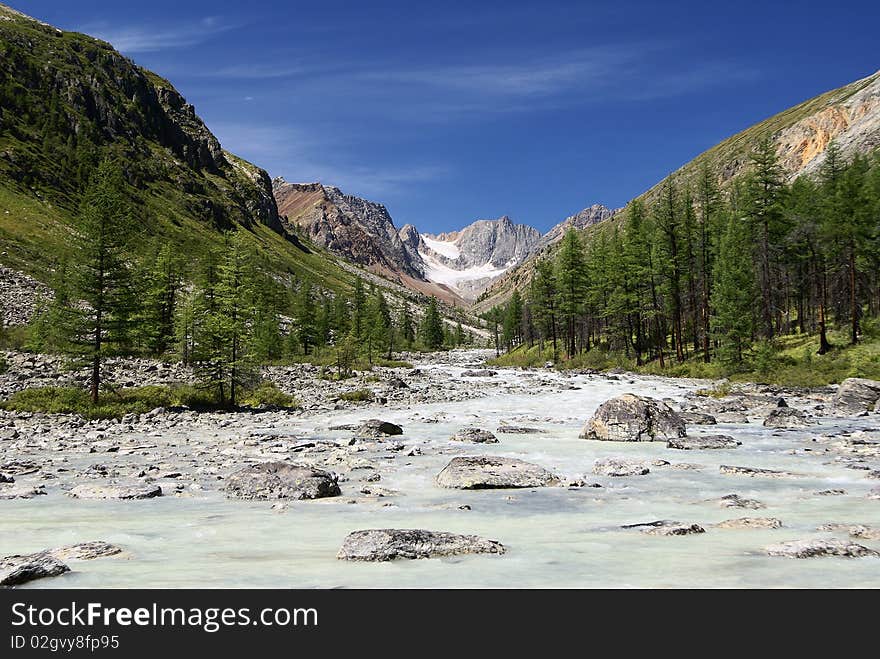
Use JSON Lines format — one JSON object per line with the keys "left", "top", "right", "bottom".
{"left": 666, "top": 435, "right": 741, "bottom": 450}
{"left": 224, "top": 462, "right": 340, "bottom": 500}
{"left": 495, "top": 426, "right": 545, "bottom": 434}
{"left": 593, "top": 458, "right": 650, "bottom": 477}
{"left": 833, "top": 378, "right": 880, "bottom": 414}
{"left": 0, "top": 552, "right": 70, "bottom": 587}
{"left": 715, "top": 412, "right": 749, "bottom": 423}
{"left": 436, "top": 456, "right": 559, "bottom": 489}
{"left": 0, "top": 484, "right": 46, "bottom": 499}
{"left": 763, "top": 407, "right": 813, "bottom": 428}
{"left": 715, "top": 517, "right": 783, "bottom": 529}
{"left": 49, "top": 541, "right": 123, "bottom": 561}
{"left": 765, "top": 538, "right": 879, "bottom": 558}
{"left": 68, "top": 484, "right": 162, "bottom": 500}
{"left": 354, "top": 419, "right": 403, "bottom": 438}
{"left": 0, "top": 473, "right": 13, "bottom": 483}
{"left": 719, "top": 465, "right": 799, "bottom": 478}
{"left": 680, "top": 411, "right": 717, "bottom": 425}
{"left": 622, "top": 520, "right": 705, "bottom": 536}
{"left": 461, "top": 369, "right": 496, "bottom": 377}
{"left": 713, "top": 494, "right": 766, "bottom": 509}
{"left": 814, "top": 489, "right": 847, "bottom": 496}
{"left": 386, "top": 378, "right": 408, "bottom": 389}
{"left": 450, "top": 427, "right": 498, "bottom": 443}
{"left": 581, "top": 394, "right": 686, "bottom": 441}
{"left": 337, "top": 529, "right": 505, "bottom": 561}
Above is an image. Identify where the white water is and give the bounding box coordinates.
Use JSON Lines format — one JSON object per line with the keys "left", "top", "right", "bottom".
{"left": 3, "top": 364, "right": 879, "bottom": 588}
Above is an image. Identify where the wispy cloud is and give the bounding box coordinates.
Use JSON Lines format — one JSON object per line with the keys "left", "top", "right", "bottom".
{"left": 80, "top": 16, "right": 238, "bottom": 54}
{"left": 209, "top": 122, "right": 449, "bottom": 199}
{"left": 205, "top": 64, "right": 311, "bottom": 80}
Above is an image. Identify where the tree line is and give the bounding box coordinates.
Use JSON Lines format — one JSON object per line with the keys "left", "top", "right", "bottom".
{"left": 487, "top": 141, "right": 880, "bottom": 368}
{"left": 24, "top": 159, "right": 475, "bottom": 406}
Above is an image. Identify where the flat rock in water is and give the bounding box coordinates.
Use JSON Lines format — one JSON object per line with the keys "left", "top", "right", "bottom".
{"left": 765, "top": 538, "right": 879, "bottom": 558}
{"left": 581, "top": 394, "right": 686, "bottom": 441}
{"left": 593, "top": 458, "right": 650, "bottom": 477}
{"left": 436, "top": 456, "right": 559, "bottom": 489}
{"left": 680, "top": 411, "right": 717, "bottom": 425}
{"left": 68, "top": 484, "right": 162, "bottom": 500}
{"left": 0, "top": 484, "right": 46, "bottom": 499}
{"left": 1, "top": 552, "right": 70, "bottom": 587}
{"left": 719, "top": 465, "right": 799, "bottom": 478}
{"left": 715, "top": 517, "right": 782, "bottom": 529}
{"left": 460, "top": 370, "right": 496, "bottom": 377}
{"left": 495, "top": 426, "right": 546, "bottom": 435}
{"left": 49, "top": 541, "right": 123, "bottom": 561}
{"left": 832, "top": 378, "right": 880, "bottom": 414}
{"left": 337, "top": 529, "right": 505, "bottom": 561}
{"left": 355, "top": 419, "right": 403, "bottom": 438}
{"left": 450, "top": 428, "right": 498, "bottom": 443}
{"left": 715, "top": 412, "right": 750, "bottom": 423}
{"left": 763, "top": 407, "right": 813, "bottom": 428}
{"left": 667, "top": 435, "right": 741, "bottom": 450}
{"left": 848, "top": 525, "right": 880, "bottom": 540}
{"left": 622, "top": 520, "right": 705, "bottom": 536}
{"left": 224, "top": 462, "right": 340, "bottom": 500}
{"left": 712, "top": 494, "right": 766, "bottom": 509}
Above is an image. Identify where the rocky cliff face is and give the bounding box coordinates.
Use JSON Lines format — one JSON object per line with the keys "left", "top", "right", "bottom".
{"left": 273, "top": 179, "right": 423, "bottom": 279}
{"left": 0, "top": 3, "right": 281, "bottom": 234}
{"left": 538, "top": 204, "right": 618, "bottom": 249}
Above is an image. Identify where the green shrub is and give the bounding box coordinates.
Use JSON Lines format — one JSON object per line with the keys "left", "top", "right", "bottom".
{"left": 241, "top": 382, "right": 299, "bottom": 409}
{"left": 338, "top": 388, "right": 374, "bottom": 402}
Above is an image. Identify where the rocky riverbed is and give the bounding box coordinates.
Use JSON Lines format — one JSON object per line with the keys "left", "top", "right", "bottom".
{"left": 1, "top": 349, "right": 879, "bottom": 588}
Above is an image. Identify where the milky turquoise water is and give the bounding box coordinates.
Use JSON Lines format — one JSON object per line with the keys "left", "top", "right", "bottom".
{"left": 3, "top": 366, "right": 878, "bottom": 588}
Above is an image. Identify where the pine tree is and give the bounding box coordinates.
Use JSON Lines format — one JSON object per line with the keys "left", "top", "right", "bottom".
{"left": 530, "top": 257, "right": 558, "bottom": 358}
{"left": 398, "top": 304, "right": 415, "bottom": 348}
{"left": 69, "top": 159, "right": 140, "bottom": 403}
{"left": 712, "top": 215, "right": 756, "bottom": 365}
{"left": 351, "top": 277, "right": 366, "bottom": 339}
{"left": 297, "top": 282, "right": 317, "bottom": 355}
{"left": 136, "top": 242, "right": 183, "bottom": 355}
{"left": 555, "top": 228, "right": 586, "bottom": 358}
{"left": 420, "top": 297, "right": 444, "bottom": 350}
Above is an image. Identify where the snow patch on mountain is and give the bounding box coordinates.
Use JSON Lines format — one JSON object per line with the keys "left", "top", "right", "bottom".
{"left": 421, "top": 235, "right": 460, "bottom": 260}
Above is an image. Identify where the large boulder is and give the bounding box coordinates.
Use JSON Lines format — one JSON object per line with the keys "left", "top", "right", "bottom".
{"left": 667, "top": 435, "right": 741, "bottom": 450}
{"left": 68, "top": 484, "right": 162, "bottom": 500}
{"left": 581, "top": 394, "right": 686, "bottom": 441}
{"left": 593, "top": 458, "right": 650, "bottom": 477}
{"left": 450, "top": 428, "right": 498, "bottom": 443}
{"left": 763, "top": 407, "right": 813, "bottom": 428}
{"left": 354, "top": 419, "right": 403, "bottom": 439}
{"left": 224, "top": 462, "right": 341, "bottom": 500}
{"left": 833, "top": 378, "right": 880, "bottom": 414}
{"left": 765, "top": 539, "right": 879, "bottom": 558}
{"left": 436, "top": 456, "right": 559, "bottom": 489}
{"left": 337, "top": 529, "right": 505, "bottom": 561}
{"left": 49, "top": 541, "right": 123, "bottom": 561}
{"left": 1, "top": 552, "right": 70, "bottom": 587}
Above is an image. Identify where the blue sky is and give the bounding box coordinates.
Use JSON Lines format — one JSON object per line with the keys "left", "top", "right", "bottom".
{"left": 13, "top": 0, "right": 880, "bottom": 233}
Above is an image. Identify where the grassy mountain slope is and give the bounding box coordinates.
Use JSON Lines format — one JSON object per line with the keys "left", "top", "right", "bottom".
{"left": 475, "top": 68, "right": 880, "bottom": 313}
{"left": 0, "top": 3, "right": 353, "bottom": 293}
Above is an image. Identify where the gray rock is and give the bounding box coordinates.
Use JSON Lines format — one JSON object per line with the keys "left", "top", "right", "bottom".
{"left": 593, "top": 457, "right": 650, "bottom": 477}
{"left": 50, "top": 541, "right": 123, "bottom": 561}
{"left": 0, "top": 484, "right": 46, "bottom": 499}
{"left": 1, "top": 552, "right": 69, "bottom": 587}
{"left": 622, "top": 520, "right": 705, "bottom": 536}
{"left": 667, "top": 435, "right": 741, "bottom": 450}
{"left": 224, "top": 462, "right": 340, "bottom": 500}
{"left": 355, "top": 419, "right": 403, "bottom": 438}
{"left": 581, "top": 394, "right": 686, "bottom": 441}
{"left": 833, "top": 378, "right": 880, "bottom": 414}
{"left": 461, "top": 369, "right": 497, "bottom": 377}
{"left": 337, "top": 529, "right": 505, "bottom": 561}
{"left": 0, "top": 473, "right": 13, "bottom": 483}
{"left": 715, "top": 412, "right": 750, "bottom": 423}
{"left": 765, "top": 538, "right": 879, "bottom": 558}
{"left": 680, "top": 411, "right": 717, "bottom": 425}
{"left": 719, "top": 465, "right": 799, "bottom": 478}
{"left": 713, "top": 494, "right": 766, "bottom": 509}
{"left": 68, "top": 484, "right": 162, "bottom": 500}
{"left": 436, "top": 456, "right": 559, "bottom": 489}
{"left": 814, "top": 489, "right": 847, "bottom": 496}
{"left": 763, "top": 407, "right": 813, "bottom": 428}
{"left": 450, "top": 427, "right": 498, "bottom": 443}
{"left": 495, "top": 426, "right": 545, "bottom": 435}
{"left": 715, "top": 517, "right": 783, "bottom": 529}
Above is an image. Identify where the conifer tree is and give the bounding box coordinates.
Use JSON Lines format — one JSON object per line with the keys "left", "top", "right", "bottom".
{"left": 555, "top": 228, "right": 586, "bottom": 358}
{"left": 420, "top": 297, "right": 444, "bottom": 350}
